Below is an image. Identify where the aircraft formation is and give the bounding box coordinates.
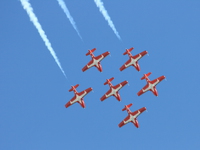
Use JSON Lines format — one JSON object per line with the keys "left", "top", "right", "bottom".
{"left": 65, "top": 47, "right": 166, "bottom": 128}
{"left": 19, "top": 0, "right": 165, "bottom": 129}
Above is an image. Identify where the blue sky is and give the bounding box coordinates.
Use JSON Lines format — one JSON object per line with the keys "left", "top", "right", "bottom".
{"left": 1, "top": 0, "right": 200, "bottom": 149}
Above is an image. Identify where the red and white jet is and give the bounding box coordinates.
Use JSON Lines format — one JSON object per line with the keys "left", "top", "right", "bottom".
{"left": 65, "top": 84, "right": 92, "bottom": 108}
{"left": 120, "top": 47, "right": 148, "bottom": 71}
{"left": 100, "top": 77, "right": 128, "bottom": 101}
{"left": 137, "top": 72, "right": 166, "bottom": 96}
{"left": 82, "top": 48, "right": 110, "bottom": 72}
{"left": 118, "top": 103, "right": 146, "bottom": 128}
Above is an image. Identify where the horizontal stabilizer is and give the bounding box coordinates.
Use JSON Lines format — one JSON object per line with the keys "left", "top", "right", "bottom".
{"left": 122, "top": 103, "right": 133, "bottom": 111}
{"left": 86, "top": 48, "right": 96, "bottom": 56}
{"left": 141, "top": 72, "right": 151, "bottom": 80}
{"left": 123, "top": 47, "right": 134, "bottom": 55}
{"left": 69, "top": 84, "right": 79, "bottom": 92}
{"left": 104, "top": 77, "right": 114, "bottom": 85}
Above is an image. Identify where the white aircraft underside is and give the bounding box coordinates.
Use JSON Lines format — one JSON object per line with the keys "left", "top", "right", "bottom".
{"left": 87, "top": 55, "right": 104, "bottom": 68}
{"left": 70, "top": 91, "right": 87, "bottom": 104}
{"left": 125, "top": 55, "right": 141, "bottom": 67}
{"left": 124, "top": 111, "right": 140, "bottom": 124}
{"left": 143, "top": 79, "right": 159, "bottom": 92}
{"left": 106, "top": 85, "right": 122, "bottom": 97}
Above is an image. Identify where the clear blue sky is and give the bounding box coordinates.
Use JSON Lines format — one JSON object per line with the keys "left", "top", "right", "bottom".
{"left": 1, "top": 0, "right": 200, "bottom": 149}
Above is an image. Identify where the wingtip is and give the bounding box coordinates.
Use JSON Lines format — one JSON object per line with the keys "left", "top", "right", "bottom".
{"left": 100, "top": 96, "right": 105, "bottom": 101}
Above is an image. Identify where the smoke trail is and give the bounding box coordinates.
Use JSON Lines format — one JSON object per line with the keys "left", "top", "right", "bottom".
{"left": 20, "top": 0, "right": 67, "bottom": 78}
{"left": 94, "top": 0, "right": 121, "bottom": 40}
{"left": 57, "top": 0, "right": 82, "bottom": 40}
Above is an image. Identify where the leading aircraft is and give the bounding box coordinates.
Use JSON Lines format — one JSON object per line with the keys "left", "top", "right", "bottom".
{"left": 82, "top": 48, "right": 110, "bottom": 72}
{"left": 65, "top": 84, "right": 92, "bottom": 108}
{"left": 100, "top": 77, "right": 128, "bottom": 101}
{"left": 120, "top": 47, "right": 148, "bottom": 71}
{"left": 137, "top": 72, "right": 166, "bottom": 96}
{"left": 118, "top": 103, "right": 147, "bottom": 128}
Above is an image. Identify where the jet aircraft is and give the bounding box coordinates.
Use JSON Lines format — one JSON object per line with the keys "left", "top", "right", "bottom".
{"left": 137, "top": 72, "right": 166, "bottom": 96}
{"left": 118, "top": 103, "right": 146, "bottom": 128}
{"left": 65, "top": 84, "right": 92, "bottom": 108}
{"left": 82, "top": 48, "right": 110, "bottom": 72}
{"left": 120, "top": 47, "right": 148, "bottom": 71}
{"left": 100, "top": 77, "right": 128, "bottom": 101}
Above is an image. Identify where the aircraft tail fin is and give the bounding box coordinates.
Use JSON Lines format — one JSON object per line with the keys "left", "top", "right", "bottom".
{"left": 141, "top": 72, "right": 151, "bottom": 80}
{"left": 104, "top": 77, "right": 114, "bottom": 85}
{"left": 86, "top": 48, "right": 96, "bottom": 56}
{"left": 122, "top": 103, "right": 133, "bottom": 112}
{"left": 69, "top": 84, "right": 79, "bottom": 92}
{"left": 123, "top": 47, "right": 134, "bottom": 55}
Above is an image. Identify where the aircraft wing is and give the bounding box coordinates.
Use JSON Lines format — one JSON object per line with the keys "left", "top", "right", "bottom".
{"left": 95, "top": 51, "right": 110, "bottom": 62}
{"left": 137, "top": 84, "right": 149, "bottom": 96}
{"left": 118, "top": 115, "right": 131, "bottom": 127}
{"left": 65, "top": 101, "right": 72, "bottom": 108}
{"left": 150, "top": 76, "right": 165, "bottom": 86}
{"left": 120, "top": 59, "right": 132, "bottom": 71}
{"left": 78, "top": 87, "right": 93, "bottom": 97}
{"left": 100, "top": 89, "right": 112, "bottom": 101}
{"left": 82, "top": 60, "right": 94, "bottom": 72}
{"left": 132, "top": 51, "right": 148, "bottom": 61}
{"left": 65, "top": 96, "right": 76, "bottom": 108}
{"left": 113, "top": 81, "right": 128, "bottom": 91}
{"left": 132, "top": 107, "right": 147, "bottom": 118}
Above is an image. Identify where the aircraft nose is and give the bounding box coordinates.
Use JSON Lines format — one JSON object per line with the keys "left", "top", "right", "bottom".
{"left": 134, "top": 119, "right": 139, "bottom": 128}
{"left": 116, "top": 96, "right": 121, "bottom": 101}
{"left": 153, "top": 91, "right": 158, "bottom": 96}
{"left": 135, "top": 65, "right": 140, "bottom": 71}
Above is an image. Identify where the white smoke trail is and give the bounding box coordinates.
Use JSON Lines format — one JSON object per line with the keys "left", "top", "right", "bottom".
{"left": 94, "top": 0, "right": 121, "bottom": 40}
{"left": 20, "top": 0, "right": 67, "bottom": 78}
{"left": 57, "top": 0, "right": 82, "bottom": 40}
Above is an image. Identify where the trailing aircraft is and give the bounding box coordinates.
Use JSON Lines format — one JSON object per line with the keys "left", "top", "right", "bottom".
{"left": 118, "top": 103, "right": 146, "bottom": 128}
{"left": 82, "top": 48, "right": 110, "bottom": 72}
{"left": 120, "top": 47, "right": 148, "bottom": 71}
{"left": 65, "top": 84, "right": 92, "bottom": 108}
